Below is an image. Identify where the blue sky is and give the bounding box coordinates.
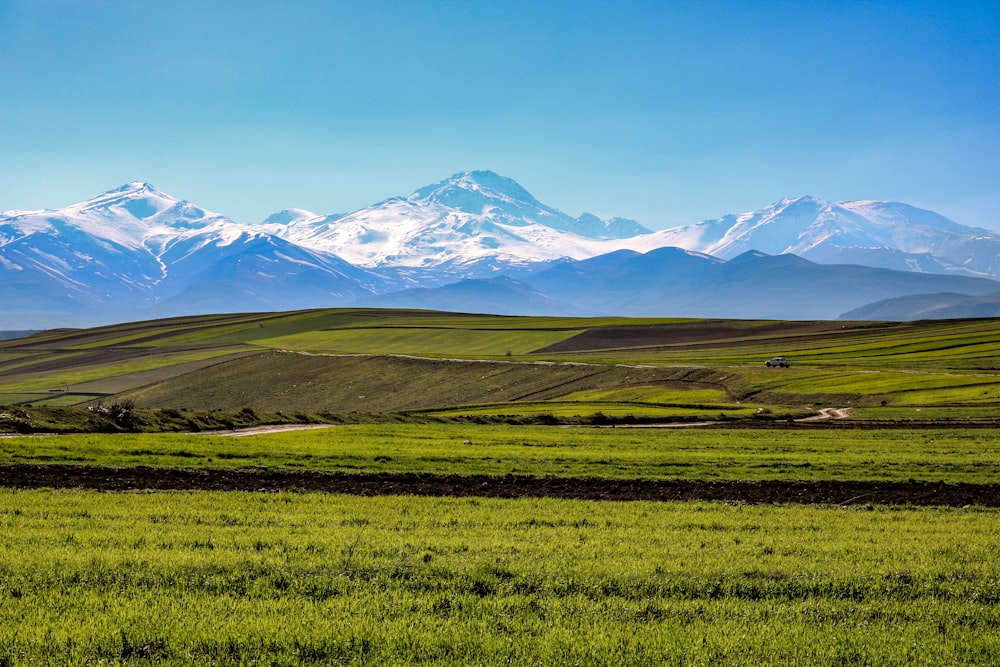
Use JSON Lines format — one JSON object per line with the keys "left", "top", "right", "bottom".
{"left": 1, "top": 0, "right": 998, "bottom": 231}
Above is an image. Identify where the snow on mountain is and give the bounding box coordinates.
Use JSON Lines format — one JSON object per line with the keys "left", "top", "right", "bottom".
{"left": 0, "top": 183, "right": 379, "bottom": 328}
{"left": 275, "top": 170, "right": 651, "bottom": 269}
{"left": 0, "top": 181, "right": 245, "bottom": 257}
{"left": 5, "top": 171, "right": 999, "bottom": 328}
{"left": 837, "top": 201, "right": 1000, "bottom": 277}
{"left": 642, "top": 196, "right": 1000, "bottom": 278}
{"left": 255, "top": 208, "right": 326, "bottom": 237}
{"left": 0, "top": 182, "right": 262, "bottom": 301}
{"left": 0, "top": 188, "right": 175, "bottom": 316}
{"left": 259, "top": 208, "right": 321, "bottom": 226}
{"left": 645, "top": 196, "right": 878, "bottom": 258}
{"left": 62, "top": 182, "right": 228, "bottom": 248}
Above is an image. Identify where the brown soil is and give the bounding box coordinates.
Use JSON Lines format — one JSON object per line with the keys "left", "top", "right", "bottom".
{"left": 2, "top": 464, "right": 997, "bottom": 507}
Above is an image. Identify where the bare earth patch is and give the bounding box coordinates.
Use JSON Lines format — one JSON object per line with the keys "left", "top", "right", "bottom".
{"left": 1, "top": 464, "right": 997, "bottom": 507}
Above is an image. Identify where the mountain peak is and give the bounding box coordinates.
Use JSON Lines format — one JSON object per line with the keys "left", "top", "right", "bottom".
{"left": 409, "top": 170, "right": 540, "bottom": 211}
{"left": 74, "top": 182, "right": 189, "bottom": 223}
{"left": 771, "top": 195, "right": 833, "bottom": 211}
{"left": 782, "top": 195, "right": 824, "bottom": 203}
{"left": 111, "top": 181, "right": 158, "bottom": 194}
{"left": 259, "top": 208, "right": 320, "bottom": 226}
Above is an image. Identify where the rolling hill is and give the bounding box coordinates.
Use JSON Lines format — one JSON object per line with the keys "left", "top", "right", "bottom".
{"left": 2, "top": 309, "right": 999, "bottom": 427}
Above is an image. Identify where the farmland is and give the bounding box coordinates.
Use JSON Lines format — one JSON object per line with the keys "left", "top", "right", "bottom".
{"left": 1, "top": 309, "right": 999, "bottom": 423}
{"left": 2, "top": 310, "right": 999, "bottom": 664}
{"left": 2, "top": 425, "right": 999, "bottom": 485}
{"left": 2, "top": 490, "right": 998, "bottom": 665}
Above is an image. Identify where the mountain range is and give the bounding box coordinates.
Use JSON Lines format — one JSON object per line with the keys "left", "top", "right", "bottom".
{"left": 2, "top": 170, "right": 998, "bottom": 328}
{"left": 657, "top": 196, "right": 1000, "bottom": 279}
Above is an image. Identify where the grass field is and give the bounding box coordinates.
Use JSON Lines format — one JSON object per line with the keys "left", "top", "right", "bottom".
{"left": 2, "top": 424, "right": 998, "bottom": 483}
{"left": 1, "top": 489, "right": 997, "bottom": 665}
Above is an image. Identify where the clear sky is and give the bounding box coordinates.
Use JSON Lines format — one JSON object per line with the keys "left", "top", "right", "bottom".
{"left": 1, "top": 0, "right": 998, "bottom": 231}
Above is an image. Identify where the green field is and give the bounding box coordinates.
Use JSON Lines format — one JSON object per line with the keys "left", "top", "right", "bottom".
{"left": 3, "top": 309, "right": 1000, "bottom": 664}
{"left": 3, "top": 424, "right": 997, "bottom": 483}
{"left": 1, "top": 489, "right": 997, "bottom": 666}
{"left": 2, "top": 309, "right": 999, "bottom": 423}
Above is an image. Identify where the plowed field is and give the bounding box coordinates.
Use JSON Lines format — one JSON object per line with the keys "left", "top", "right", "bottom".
{"left": 3, "top": 464, "right": 998, "bottom": 506}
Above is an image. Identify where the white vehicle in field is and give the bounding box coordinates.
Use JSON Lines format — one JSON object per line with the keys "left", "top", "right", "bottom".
{"left": 765, "top": 357, "right": 791, "bottom": 368}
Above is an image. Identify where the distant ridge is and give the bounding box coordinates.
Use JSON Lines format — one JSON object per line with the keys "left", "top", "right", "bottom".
{"left": 645, "top": 195, "right": 1000, "bottom": 279}
{"left": 362, "top": 249, "right": 999, "bottom": 320}
{"left": 840, "top": 292, "right": 1000, "bottom": 321}
{"left": 2, "top": 171, "right": 998, "bottom": 328}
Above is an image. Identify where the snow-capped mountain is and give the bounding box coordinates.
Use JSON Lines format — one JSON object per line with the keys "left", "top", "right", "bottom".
{"left": 2, "top": 181, "right": 245, "bottom": 261}
{"left": 274, "top": 170, "right": 651, "bottom": 270}
{"left": 3, "top": 172, "right": 999, "bottom": 329}
{"left": 0, "top": 183, "right": 381, "bottom": 327}
{"left": 0, "top": 182, "right": 196, "bottom": 316}
{"left": 645, "top": 196, "right": 1000, "bottom": 278}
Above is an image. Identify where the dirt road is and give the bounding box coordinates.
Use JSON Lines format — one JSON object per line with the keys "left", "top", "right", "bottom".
{"left": 193, "top": 424, "right": 336, "bottom": 437}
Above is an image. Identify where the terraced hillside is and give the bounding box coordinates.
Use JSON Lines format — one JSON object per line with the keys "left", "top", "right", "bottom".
{"left": 2, "top": 309, "right": 999, "bottom": 424}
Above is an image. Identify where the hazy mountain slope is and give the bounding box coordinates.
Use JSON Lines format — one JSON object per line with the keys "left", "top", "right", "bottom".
{"left": 523, "top": 250, "right": 1000, "bottom": 319}
{"left": 527, "top": 248, "right": 723, "bottom": 312}
{"left": 355, "top": 276, "right": 577, "bottom": 316}
{"left": 151, "top": 233, "right": 381, "bottom": 315}
{"left": 840, "top": 292, "right": 1000, "bottom": 321}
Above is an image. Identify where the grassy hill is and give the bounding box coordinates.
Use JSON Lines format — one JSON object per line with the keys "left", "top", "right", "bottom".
{"left": 2, "top": 308, "right": 999, "bottom": 427}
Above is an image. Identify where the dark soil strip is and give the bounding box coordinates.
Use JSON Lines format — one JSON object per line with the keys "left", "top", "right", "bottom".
{"left": 2, "top": 464, "right": 998, "bottom": 506}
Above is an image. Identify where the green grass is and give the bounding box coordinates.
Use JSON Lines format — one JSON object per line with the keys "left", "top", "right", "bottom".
{"left": 766, "top": 371, "right": 1000, "bottom": 396}
{"left": 254, "top": 327, "right": 583, "bottom": 356}
{"left": 560, "top": 385, "right": 731, "bottom": 404}
{"left": 0, "top": 347, "right": 249, "bottom": 394}
{"left": 0, "top": 404, "right": 321, "bottom": 435}
{"left": 1, "top": 489, "right": 997, "bottom": 665}
{"left": 124, "top": 310, "right": 377, "bottom": 349}
{"left": 21, "top": 393, "right": 106, "bottom": 407}
{"left": 851, "top": 405, "right": 1000, "bottom": 421}
{"left": 4, "top": 424, "right": 998, "bottom": 483}
{"left": 424, "top": 401, "right": 759, "bottom": 421}
{"left": 551, "top": 319, "right": 1000, "bottom": 371}
{"left": 3, "top": 310, "right": 999, "bottom": 419}
{"left": 0, "top": 393, "right": 53, "bottom": 405}
{"left": 115, "top": 352, "right": 718, "bottom": 414}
